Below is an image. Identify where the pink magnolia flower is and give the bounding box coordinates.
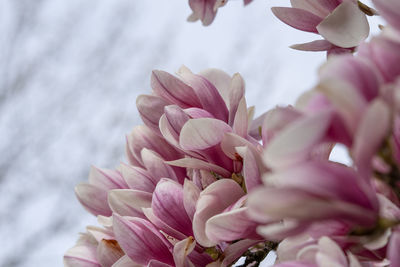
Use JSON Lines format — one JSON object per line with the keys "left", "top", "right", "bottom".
{"left": 75, "top": 123, "right": 187, "bottom": 219}
{"left": 112, "top": 214, "right": 192, "bottom": 267}
{"left": 248, "top": 160, "right": 379, "bottom": 240}
{"left": 358, "top": 36, "right": 400, "bottom": 84}
{"left": 67, "top": 67, "right": 266, "bottom": 266}
{"left": 301, "top": 44, "right": 400, "bottom": 177}
{"left": 295, "top": 53, "right": 393, "bottom": 172}
{"left": 193, "top": 179, "right": 260, "bottom": 247}
{"left": 272, "top": 1, "right": 370, "bottom": 53}
{"left": 137, "top": 67, "right": 264, "bottom": 180}
{"left": 64, "top": 225, "right": 124, "bottom": 267}
{"left": 248, "top": 81, "right": 393, "bottom": 259}
{"left": 125, "top": 124, "right": 185, "bottom": 175}
{"left": 274, "top": 236, "right": 364, "bottom": 267}
{"left": 75, "top": 166, "right": 129, "bottom": 217}
{"left": 111, "top": 178, "right": 260, "bottom": 267}
{"left": 137, "top": 66, "right": 260, "bottom": 138}
{"left": 187, "top": 0, "right": 253, "bottom": 26}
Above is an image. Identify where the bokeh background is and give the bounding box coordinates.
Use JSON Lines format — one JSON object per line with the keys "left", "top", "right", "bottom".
{"left": 0, "top": 0, "right": 380, "bottom": 266}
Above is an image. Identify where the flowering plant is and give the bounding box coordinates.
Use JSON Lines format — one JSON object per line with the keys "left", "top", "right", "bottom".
{"left": 65, "top": 0, "right": 400, "bottom": 266}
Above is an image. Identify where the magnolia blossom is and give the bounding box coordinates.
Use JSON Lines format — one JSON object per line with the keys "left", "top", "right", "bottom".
{"left": 187, "top": 0, "right": 253, "bottom": 26}
{"left": 66, "top": 67, "right": 265, "bottom": 266}
{"left": 272, "top": 0, "right": 370, "bottom": 53}
{"left": 64, "top": 223, "right": 124, "bottom": 267}
{"left": 246, "top": 2, "right": 400, "bottom": 265}
{"left": 67, "top": 1, "right": 400, "bottom": 266}
{"left": 274, "top": 236, "right": 365, "bottom": 267}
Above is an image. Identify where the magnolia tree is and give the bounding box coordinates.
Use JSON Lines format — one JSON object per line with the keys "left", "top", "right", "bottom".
{"left": 64, "top": 0, "right": 400, "bottom": 266}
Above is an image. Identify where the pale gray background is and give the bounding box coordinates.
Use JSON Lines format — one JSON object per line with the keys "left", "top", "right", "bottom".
{"left": 0, "top": 0, "right": 379, "bottom": 266}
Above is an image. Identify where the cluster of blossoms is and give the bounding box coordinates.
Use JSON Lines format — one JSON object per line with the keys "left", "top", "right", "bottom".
{"left": 65, "top": 0, "right": 400, "bottom": 266}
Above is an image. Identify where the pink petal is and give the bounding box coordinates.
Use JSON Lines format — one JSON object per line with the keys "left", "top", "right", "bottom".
{"left": 143, "top": 207, "right": 187, "bottom": 241}
{"left": 108, "top": 189, "right": 152, "bottom": 218}
{"left": 162, "top": 112, "right": 213, "bottom": 162}
{"left": 240, "top": 146, "right": 262, "bottom": 192}
{"left": 187, "top": 249, "right": 213, "bottom": 267}
{"left": 276, "top": 235, "right": 315, "bottom": 262}
{"left": 199, "top": 68, "right": 232, "bottom": 108}
{"left": 112, "top": 255, "right": 141, "bottom": 267}
{"left": 64, "top": 245, "right": 100, "bottom": 267}
{"left": 214, "top": 0, "right": 227, "bottom": 11}
{"left": 86, "top": 226, "right": 114, "bottom": 242}
{"left": 183, "top": 179, "right": 201, "bottom": 221}
{"left": 271, "top": 7, "right": 323, "bottom": 33}
{"left": 96, "top": 239, "right": 124, "bottom": 267}
{"left": 160, "top": 114, "right": 207, "bottom": 160}
{"left": 232, "top": 97, "right": 248, "bottom": 138}
{"left": 261, "top": 106, "right": 302, "bottom": 146}
{"left": 228, "top": 73, "right": 245, "bottom": 126}
{"left": 151, "top": 70, "right": 201, "bottom": 108}
{"left": 178, "top": 66, "right": 229, "bottom": 121}
{"left": 136, "top": 95, "right": 168, "bottom": 134}
{"left": 184, "top": 107, "right": 214, "bottom": 119}
{"left": 358, "top": 37, "right": 400, "bottom": 83}
{"left": 152, "top": 179, "right": 193, "bottom": 237}
{"left": 206, "top": 207, "right": 259, "bottom": 243}
{"left": 220, "top": 239, "right": 261, "bottom": 267}
{"left": 173, "top": 237, "right": 196, "bottom": 267}
{"left": 119, "top": 163, "right": 156, "bottom": 193}
{"left": 316, "top": 79, "right": 366, "bottom": 134}
{"left": 147, "top": 260, "right": 174, "bottom": 267}
{"left": 290, "top": 0, "right": 334, "bottom": 17}
{"left": 187, "top": 0, "right": 218, "bottom": 26}
{"left": 141, "top": 148, "right": 179, "bottom": 182}
{"left": 290, "top": 40, "right": 332, "bottom": 51}
{"left": 388, "top": 229, "right": 400, "bottom": 266}
{"left": 75, "top": 183, "right": 112, "bottom": 217}
{"left": 126, "top": 125, "right": 182, "bottom": 165}
{"left": 160, "top": 114, "right": 185, "bottom": 149}
{"left": 295, "top": 90, "right": 330, "bottom": 112}
{"left": 315, "top": 237, "right": 347, "bottom": 266}
{"left": 347, "top": 253, "right": 362, "bottom": 267}
{"left": 319, "top": 55, "right": 381, "bottom": 101}
{"left": 274, "top": 262, "right": 316, "bottom": 267}
{"left": 377, "top": 194, "right": 400, "bottom": 221}
{"left": 125, "top": 135, "right": 143, "bottom": 167}
{"left": 248, "top": 185, "right": 376, "bottom": 227}
{"left": 249, "top": 187, "right": 330, "bottom": 221}
{"left": 113, "top": 214, "right": 174, "bottom": 266}
{"left": 221, "top": 132, "right": 258, "bottom": 160}
{"left": 264, "top": 161, "right": 377, "bottom": 212}
{"left": 167, "top": 158, "right": 231, "bottom": 178}
{"left": 256, "top": 220, "right": 309, "bottom": 241}
{"left": 164, "top": 105, "right": 191, "bottom": 136}
{"left": 352, "top": 100, "right": 390, "bottom": 178}
{"left": 316, "top": 1, "right": 369, "bottom": 48}
{"left": 263, "top": 111, "right": 331, "bottom": 169}
{"left": 89, "top": 166, "right": 127, "bottom": 190}
{"left": 393, "top": 111, "right": 400, "bottom": 161}
{"left": 192, "top": 169, "right": 217, "bottom": 189}
{"left": 193, "top": 179, "right": 245, "bottom": 247}
{"left": 248, "top": 112, "right": 267, "bottom": 140}
{"left": 179, "top": 118, "right": 232, "bottom": 150}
